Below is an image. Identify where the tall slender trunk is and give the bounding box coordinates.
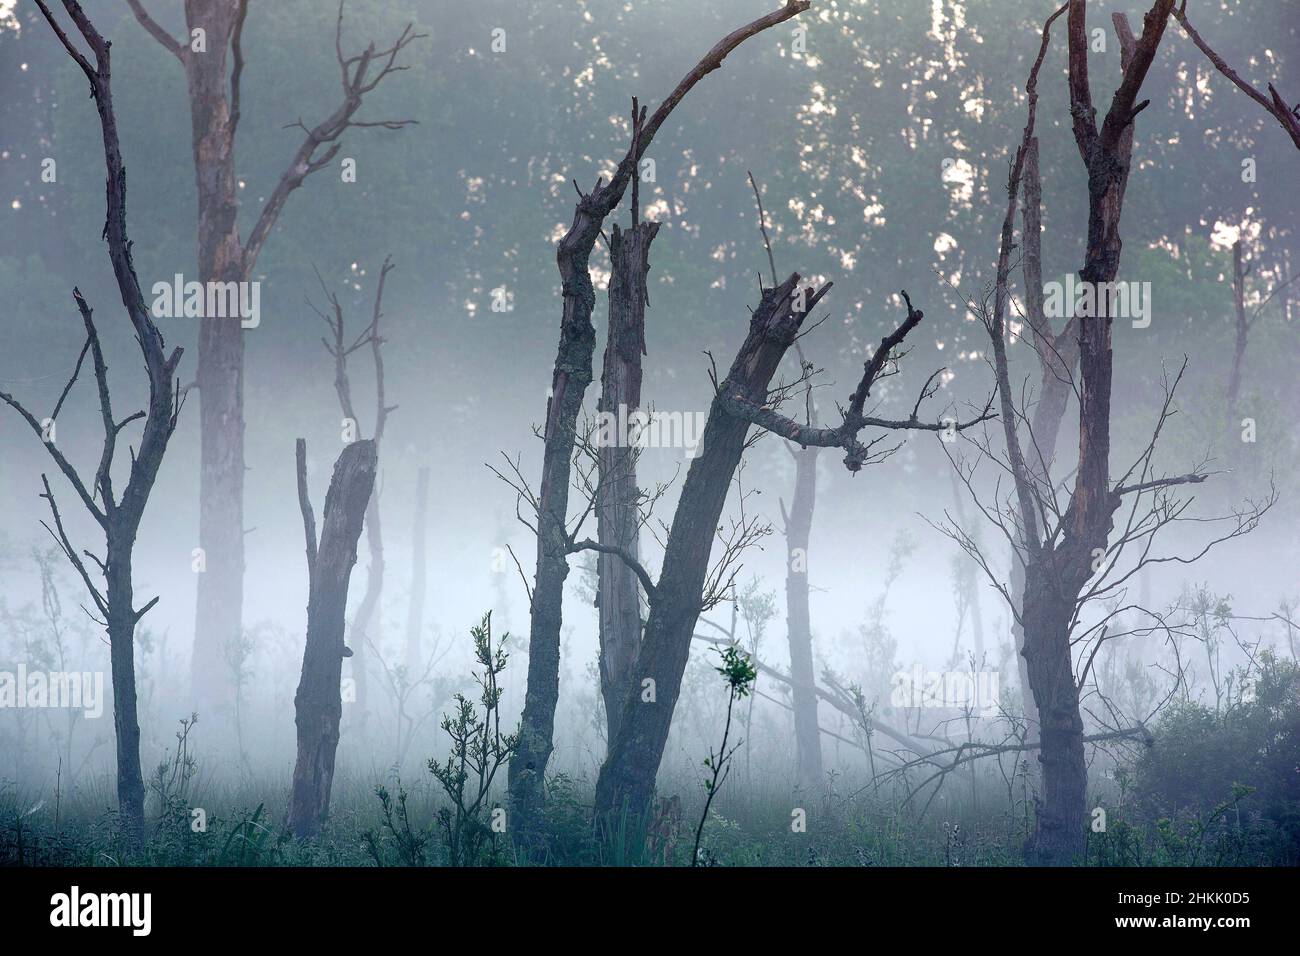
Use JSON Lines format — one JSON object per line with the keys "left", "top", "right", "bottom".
{"left": 289, "top": 439, "right": 377, "bottom": 839}
{"left": 404, "top": 467, "right": 430, "bottom": 673}
{"left": 784, "top": 443, "right": 822, "bottom": 792}
{"left": 185, "top": 2, "right": 246, "bottom": 713}
{"left": 597, "top": 220, "right": 658, "bottom": 746}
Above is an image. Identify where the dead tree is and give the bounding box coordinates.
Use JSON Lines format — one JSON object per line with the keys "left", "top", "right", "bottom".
{"left": 596, "top": 111, "right": 659, "bottom": 747}
{"left": 1173, "top": 0, "right": 1300, "bottom": 150}
{"left": 288, "top": 438, "right": 377, "bottom": 838}
{"left": 747, "top": 169, "right": 825, "bottom": 792}
{"left": 125, "top": 0, "right": 421, "bottom": 710}
{"left": 942, "top": 0, "right": 1273, "bottom": 865}
{"left": 308, "top": 257, "right": 397, "bottom": 719}
{"left": 584, "top": 257, "right": 993, "bottom": 819}
{"left": 507, "top": 0, "right": 811, "bottom": 841}
{"left": 405, "top": 466, "right": 430, "bottom": 673}
{"left": 3, "top": 0, "right": 187, "bottom": 844}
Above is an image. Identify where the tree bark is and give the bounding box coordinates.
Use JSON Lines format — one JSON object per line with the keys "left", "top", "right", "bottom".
{"left": 288, "top": 438, "right": 377, "bottom": 839}
{"left": 404, "top": 466, "right": 430, "bottom": 673}
{"left": 594, "top": 274, "right": 828, "bottom": 819}
{"left": 105, "top": 545, "right": 147, "bottom": 845}
{"left": 597, "top": 220, "right": 658, "bottom": 746}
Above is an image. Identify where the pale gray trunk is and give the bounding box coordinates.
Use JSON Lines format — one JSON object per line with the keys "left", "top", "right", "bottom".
{"left": 404, "top": 467, "right": 430, "bottom": 673}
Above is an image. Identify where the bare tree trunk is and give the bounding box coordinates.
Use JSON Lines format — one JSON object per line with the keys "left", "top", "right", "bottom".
{"left": 183, "top": 0, "right": 247, "bottom": 714}
{"left": 288, "top": 439, "right": 377, "bottom": 839}
{"left": 12, "top": 1, "right": 188, "bottom": 845}
{"left": 508, "top": 2, "right": 810, "bottom": 840}
{"left": 1024, "top": 0, "right": 1174, "bottom": 865}
{"left": 595, "top": 274, "right": 828, "bottom": 819}
{"left": 597, "top": 220, "right": 658, "bottom": 746}
{"left": 782, "top": 440, "right": 823, "bottom": 792}
{"left": 404, "top": 467, "right": 430, "bottom": 673}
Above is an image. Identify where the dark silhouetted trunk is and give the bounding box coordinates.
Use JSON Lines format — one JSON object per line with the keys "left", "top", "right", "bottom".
{"left": 11, "top": 2, "right": 187, "bottom": 845}
{"left": 508, "top": 1, "right": 811, "bottom": 841}
{"left": 405, "top": 467, "right": 430, "bottom": 672}
{"left": 289, "top": 439, "right": 377, "bottom": 839}
{"left": 1020, "top": 0, "right": 1173, "bottom": 865}
{"left": 105, "top": 550, "right": 146, "bottom": 845}
{"left": 595, "top": 274, "right": 826, "bottom": 819}
{"left": 597, "top": 220, "right": 658, "bottom": 746}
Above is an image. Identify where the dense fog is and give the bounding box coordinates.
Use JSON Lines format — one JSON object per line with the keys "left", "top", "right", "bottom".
{"left": 1, "top": 0, "right": 1297, "bottom": 868}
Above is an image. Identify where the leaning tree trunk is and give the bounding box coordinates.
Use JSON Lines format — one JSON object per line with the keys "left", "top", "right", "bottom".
{"left": 507, "top": 1, "right": 811, "bottom": 843}
{"left": 288, "top": 439, "right": 377, "bottom": 839}
{"left": 404, "top": 466, "right": 430, "bottom": 673}
{"left": 597, "top": 220, "right": 659, "bottom": 746}
{"left": 783, "top": 441, "right": 823, "bottom": 792}
{"left": 595, "top": 274, "right": 825, "bottom": 819}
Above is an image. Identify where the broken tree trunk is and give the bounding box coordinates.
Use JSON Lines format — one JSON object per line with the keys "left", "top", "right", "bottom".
{"left": 597, "top": 219, "right": 659, "bottom": 746}
{"left": 288, "top": 438, "right": 377, "bottom": 839}
{"left": 404, "top": 466, "right": 430, "bottom": 673}
{"left": 594, "top": 274, "right": 829, "bottom": 820}
{"left": 1021, "top": 0, "right": 1174, "bottom": 865}
{"left": 508, "top": 1, "right": 811, "bottom": 840}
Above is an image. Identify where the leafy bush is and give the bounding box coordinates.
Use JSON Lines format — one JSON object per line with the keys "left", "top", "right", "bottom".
{"left": 1130, "top": 651, "right": 1300, "bottom": 863}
